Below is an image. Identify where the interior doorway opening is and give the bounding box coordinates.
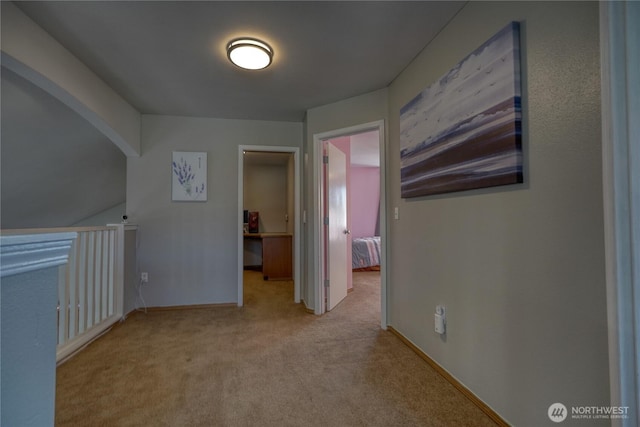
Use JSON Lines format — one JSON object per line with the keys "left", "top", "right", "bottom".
{"left": 237, "top": 146, "right": 301, "bottom": 307}
{"left": 313, "top": 120, "right": 387, "bottom": 329}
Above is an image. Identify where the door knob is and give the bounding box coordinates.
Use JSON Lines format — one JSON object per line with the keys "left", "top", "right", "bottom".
{"left": 343, "top": 229, "right": 351, "bottom": 234}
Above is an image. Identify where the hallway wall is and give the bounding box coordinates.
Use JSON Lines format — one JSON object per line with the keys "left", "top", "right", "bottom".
{"left": 387, "top": 2, "right": 607, "bottom": 425}
{"left": 127, "top": 115, "right": 302, "bottom": 307}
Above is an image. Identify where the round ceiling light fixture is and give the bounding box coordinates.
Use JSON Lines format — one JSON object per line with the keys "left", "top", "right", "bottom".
{"left": 227, "top": 38, "right": 273, "bottom": 70}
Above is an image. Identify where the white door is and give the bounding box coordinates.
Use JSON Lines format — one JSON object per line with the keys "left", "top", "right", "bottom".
{"left": 326, "top": 142, "right": 348, "bottom": 311}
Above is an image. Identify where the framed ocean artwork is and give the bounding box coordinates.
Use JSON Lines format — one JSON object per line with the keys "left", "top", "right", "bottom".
{"left": 400, "top": 22, "right": 523, "bottom": 198}
{"left": 171, "top": 151, "right": 207, "bottom": 201}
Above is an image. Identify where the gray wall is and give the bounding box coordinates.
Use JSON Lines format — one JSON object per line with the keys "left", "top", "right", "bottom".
{"left": 387, "top": 2, "right": 607, "bottom": 426}
{"left": 1, "top": 67, "right": 127, "bottom": 229}
{"left": 303, "top": 88, "right": 388, "bottom": 308}
{"left": 127, "top": 115, "right": 302, "bottom": 307}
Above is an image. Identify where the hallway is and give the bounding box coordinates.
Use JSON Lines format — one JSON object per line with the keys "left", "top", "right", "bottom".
{"left": 55, "top": 271, "right": 495, "bottom": 426}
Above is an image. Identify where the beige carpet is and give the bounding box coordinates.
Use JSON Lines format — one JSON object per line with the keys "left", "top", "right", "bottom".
{"left": 55, "top": 271, "right": 496, "bottom": 426}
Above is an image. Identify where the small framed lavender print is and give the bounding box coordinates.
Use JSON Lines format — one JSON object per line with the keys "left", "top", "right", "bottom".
{"left": 172, "top": 151, "right": 207, "bottom": 201}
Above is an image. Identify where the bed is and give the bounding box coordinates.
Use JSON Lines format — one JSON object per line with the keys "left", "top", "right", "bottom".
{"left": 352, "top": 236, "right": 381, "bottom": 271}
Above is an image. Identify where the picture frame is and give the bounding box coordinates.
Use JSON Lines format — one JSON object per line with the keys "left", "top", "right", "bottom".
{"left": 400, "top": 22, "right": 523, "bottom": 198}
{"left": 171, "top": 151, "right": 207, "bottom": 201}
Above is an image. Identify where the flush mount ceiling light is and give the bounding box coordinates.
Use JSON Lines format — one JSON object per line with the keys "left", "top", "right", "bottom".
{"left": 227, "top": 38, "right": 273, "bottom": 70}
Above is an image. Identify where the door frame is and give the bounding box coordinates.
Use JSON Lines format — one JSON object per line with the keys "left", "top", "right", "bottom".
{"left": 600, "top": 2, "right": 639, "bottom": 425}
{"left": 237, "top": 145, "right": 301, "bottom": 306}
{"left": 312, "top": 120, "right": 388, "bottom": 329}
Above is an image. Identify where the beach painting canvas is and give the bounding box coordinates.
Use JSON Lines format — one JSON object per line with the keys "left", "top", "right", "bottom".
{"left": 400, "top": 22, "right": 523, "bottom": 198}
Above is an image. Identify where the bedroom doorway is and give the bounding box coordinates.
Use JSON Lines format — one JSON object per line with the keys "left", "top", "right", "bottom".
{"left": 237, "top": 145, "right": 301, "bottom": 307}
{"left": 312, "top": 120, "right": 387, "bottom": 329}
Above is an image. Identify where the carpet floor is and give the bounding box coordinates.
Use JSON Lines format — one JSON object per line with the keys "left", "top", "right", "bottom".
{"left": 55, "top": 271, "right": 496, "bottom": 426}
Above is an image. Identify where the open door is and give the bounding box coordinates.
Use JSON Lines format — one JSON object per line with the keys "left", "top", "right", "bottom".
{"left": 313, "top": 120, "right": 386, "bottom": 327}
{"left": 237, "top": 145, "right": 301, "bottom": 307}
{"left": 326, "top": 142, "right": 348, "bottom": 311}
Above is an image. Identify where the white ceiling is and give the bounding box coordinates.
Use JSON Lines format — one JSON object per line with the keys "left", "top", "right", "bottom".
{"left": 13, "top": 1, "right": 466, "bottom": 122}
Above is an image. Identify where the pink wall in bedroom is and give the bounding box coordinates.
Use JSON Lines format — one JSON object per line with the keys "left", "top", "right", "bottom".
{"left": 326, "top": 137, "right": 380, "bottom": 291}
{"left": 350, "top": 166, "right": 380, "bottom": 238}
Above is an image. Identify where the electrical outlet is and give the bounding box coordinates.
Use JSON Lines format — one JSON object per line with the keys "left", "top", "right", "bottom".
{"left": 435, "top": 305, "right": 446, "bottom": 335}
{"left": 141, "top": 272, "right": 149, "bottom": 283}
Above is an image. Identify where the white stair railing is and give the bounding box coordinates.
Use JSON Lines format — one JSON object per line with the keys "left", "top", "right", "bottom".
{"left": 1, "top": 225, "right": 125, "bottom": 363}
{"left": 56, "top": 225, "right": 125, "bottom": 362}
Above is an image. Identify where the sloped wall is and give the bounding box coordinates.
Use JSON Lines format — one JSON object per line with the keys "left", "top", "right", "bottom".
{"left": 1, "top": 68, "right": 126, "bottom": 229}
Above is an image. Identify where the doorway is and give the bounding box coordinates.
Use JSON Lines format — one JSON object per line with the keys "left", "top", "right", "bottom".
{"left": 237, "top": 145, "right": 301, "bottom": 307}
{"left": 312, "top": 120, "right": 387, "bottom": 329}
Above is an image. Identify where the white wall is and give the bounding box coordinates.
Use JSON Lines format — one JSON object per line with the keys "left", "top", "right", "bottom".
{"left": 244, "top": 164, "right": 288, "bottom": 233}
{"left": 127, "top": 115, "right": 302, "bottom": 307}
{"left": 387, "top": 2, "right": 607, "bottom": 426}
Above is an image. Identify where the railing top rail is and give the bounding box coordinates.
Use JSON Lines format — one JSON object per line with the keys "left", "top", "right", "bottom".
{"left": 1, "top": 225, "right": 119, "bottom": 235}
